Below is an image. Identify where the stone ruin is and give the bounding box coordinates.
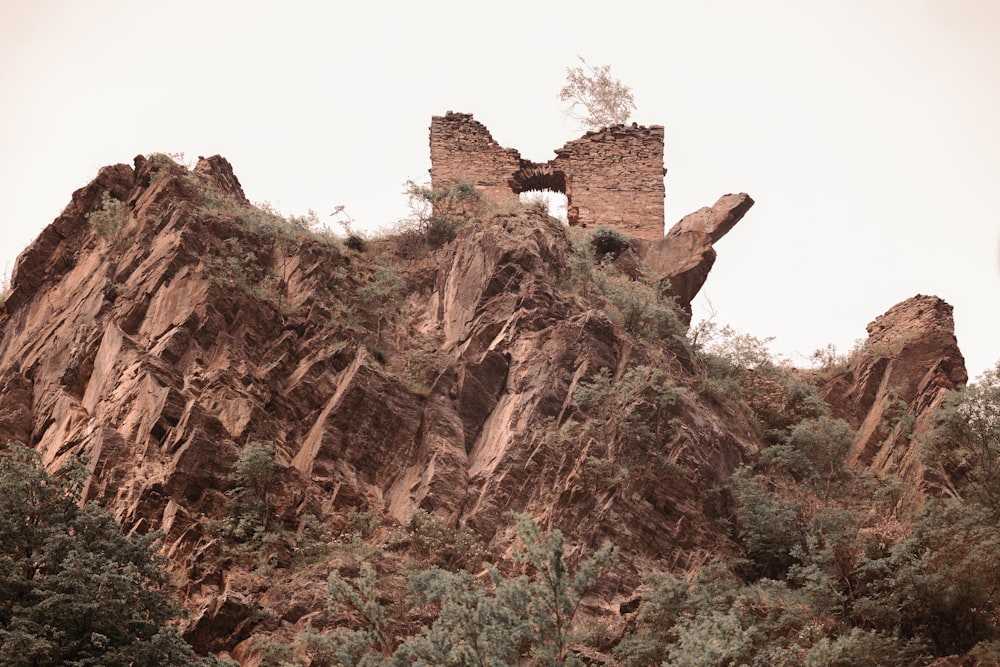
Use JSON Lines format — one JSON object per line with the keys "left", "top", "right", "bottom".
{"left": 429, "top": 112, "right": 666, "bottom": 240}
{"left": 429, "top": 111, "right": 754, "bottom": 319}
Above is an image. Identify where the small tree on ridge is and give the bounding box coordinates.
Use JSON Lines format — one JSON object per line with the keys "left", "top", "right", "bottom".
{"left": 560, "top": 56, "right": 637, "bottom": 131}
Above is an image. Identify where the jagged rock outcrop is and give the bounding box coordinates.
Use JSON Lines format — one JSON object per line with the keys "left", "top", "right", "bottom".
{"left": 1, "top": 154, "right": 976, "bottom": 662}
{"left": 820, "top": 294, "right": 968, "bottom": 494}
{"left": 636, "top": 193, "right": 754, "bottom": 319}
{"left": 190, "top": 154, "right": 248, "bottom": 204}
{"left": 0, "top": 156, "right": 758, "bottom": 660}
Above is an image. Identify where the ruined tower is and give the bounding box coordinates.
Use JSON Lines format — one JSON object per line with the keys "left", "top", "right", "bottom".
{"left": 429, "top": 112, "right": 666, "bottom": 240}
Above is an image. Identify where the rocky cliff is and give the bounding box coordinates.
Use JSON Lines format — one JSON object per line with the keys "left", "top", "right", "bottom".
{"left": 817, "top": 294, "right": 968, "bottom": 503}
{"left": 0, "top": 155, "right": 970, "bottom": 663}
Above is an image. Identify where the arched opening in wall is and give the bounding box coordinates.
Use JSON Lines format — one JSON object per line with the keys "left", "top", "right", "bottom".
{"left": 519, "top": 189, "right": 568, "bottom": 223}
{"left": 511, "top": 165, "right": 569, "bottom": 223}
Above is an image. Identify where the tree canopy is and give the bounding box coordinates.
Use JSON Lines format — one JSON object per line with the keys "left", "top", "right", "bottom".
{"left": 559, "top": 56, "right": 637, "bottom": 131}
{"left": 0, "top": 444, "right": 211, "bottom": 666}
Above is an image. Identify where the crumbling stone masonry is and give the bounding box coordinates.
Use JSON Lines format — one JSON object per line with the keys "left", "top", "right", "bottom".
{"left": 429, "top": 112, "right": 666, "bottom": 240}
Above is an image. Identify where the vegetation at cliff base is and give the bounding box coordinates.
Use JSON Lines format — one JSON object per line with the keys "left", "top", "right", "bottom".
{"left": 0, "top": 444, "right": 210, "bottom": 666}
{"left": 609, "top": 362, "right": 1000, "bottom": 666}
{"left": 258, "top": 513, "right": 617, "bottom": 666}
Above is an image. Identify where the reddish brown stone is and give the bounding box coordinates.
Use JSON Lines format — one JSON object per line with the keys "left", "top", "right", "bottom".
{"left": 3, "top": 150, "right": 974, "bottom": 663}
{"left": 430, "top": 112, "right": 666, "bottom": 240}
{"left": 636, "top": 193, "right": 754, "bottom": 320}
{"left": 192, "top": 155, "right": 249, "bottom": 204}
{"left": 819, "top": 295, "right": 968, "bottom": 497}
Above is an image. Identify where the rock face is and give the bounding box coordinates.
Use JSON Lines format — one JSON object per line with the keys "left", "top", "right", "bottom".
{"left": 636, "top": 192, "right": 754, "bottom": 319}
{"left": 820, "top": 294, "right": 968, "bottom": 495}
{"left": 0, "top": 155, "right": 971, "bottom": 662}
{"left": 0, "top": 156, "right": 756, "bottom": 659}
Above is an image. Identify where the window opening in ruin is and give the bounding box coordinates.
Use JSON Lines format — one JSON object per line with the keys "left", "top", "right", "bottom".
{"left": 519, "top": 189, "right": 568, "bottom": 223}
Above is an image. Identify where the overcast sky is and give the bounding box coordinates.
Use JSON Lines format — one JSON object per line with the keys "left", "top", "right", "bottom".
{"left": 2, "top": 1, "right": 998, "bottom": 378}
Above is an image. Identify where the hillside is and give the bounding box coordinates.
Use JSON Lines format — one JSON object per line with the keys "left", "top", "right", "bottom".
{"left": 0, "top": 153, "right": 993, "bottom": 666}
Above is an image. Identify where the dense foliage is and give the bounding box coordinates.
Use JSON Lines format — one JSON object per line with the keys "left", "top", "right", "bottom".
{"left": 611, "top": 362, "right": 1000, "bottom": 665}
{"left": 86, "top": 191, "right": 129, "bottom": 251}
{"left": 223, "top": 441, "right": 281, "bottom": 543}
{"left": 260, "top": 515, "right": 616, "bottom": 666}
{"left": 0, "top": 444, "right": 210, "bottom": 666}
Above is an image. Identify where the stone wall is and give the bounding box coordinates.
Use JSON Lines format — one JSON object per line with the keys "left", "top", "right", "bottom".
{"left": 552, "top": 125, "right": 666, "bottom": 240}
{"left": 429, "top": 112, "right": 666, "bottom": 240}
{"left": 429, "top": 112, "right": 522, "bottom": 208}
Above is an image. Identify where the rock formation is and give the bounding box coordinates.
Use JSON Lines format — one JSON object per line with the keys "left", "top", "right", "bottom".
{"left": 819, "top": 294, "right": 968, "bottom": 497}
{"left": 0, "top": 154, "right": 973, "bottom": 663}
{"left": 429, "top": 111, "right": 754, "bottom": 317}
{"left": 0, "top": 155, "right": 757, "bottom": 658}
{"left": 636, "top": 192, "right": 755, "bottom": 320}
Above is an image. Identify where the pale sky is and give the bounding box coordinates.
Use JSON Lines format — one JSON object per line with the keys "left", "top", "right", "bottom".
{"left": 2, "top": 1, "right": 998, "bottom": 378}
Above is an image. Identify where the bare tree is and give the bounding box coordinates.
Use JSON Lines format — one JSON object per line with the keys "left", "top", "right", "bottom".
{"left": 559, "top": 56, "right": 637, "bottom": 131}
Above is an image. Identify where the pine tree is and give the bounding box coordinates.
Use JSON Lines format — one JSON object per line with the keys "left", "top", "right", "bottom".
{"left": 0, "top": 444, "right": 210, "bottom": 666}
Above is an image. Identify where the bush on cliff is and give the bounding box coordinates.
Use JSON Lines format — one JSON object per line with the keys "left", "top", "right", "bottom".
{"left": 401, "top": 179, "right": 484, "bottom": 249}
{"left": 222, "top": 441, "right": 281, "bottom": 545}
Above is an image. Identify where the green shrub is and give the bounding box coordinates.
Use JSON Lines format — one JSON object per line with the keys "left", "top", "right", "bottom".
{"left": 493, "top": 514, "right": 618, "bottom": 665}
{"left": 691, "top": 321, "right": 829, "bottom": 440}
{"left": 292, "top": 515, "right": 616, "bottom": 666}
{"left": 0, "top": 444, "right": 210, "bottom": 666}
{"left": 223, "top": 442, "right": 280, "bottom": 544}
{"left": 326, "top": 562, "right": 394, "bottom": 658}
{"left": 401, "top": 179, "right": 484, "bottom": 249}
{"left": 396, "top": 567, "right": 527, "bottom": 666}
{"left": 809, "top": 342, "right": 853, "bottom": 376}
{"left": 664, "top": 606, "right": 762, "bottom": 667}
{"left": 355, "top": 261, "right": 403, "bottom": 342}
{"left": 345, "top": 233, "right": 366, "bottom": 252}
{"left": 590, "top": 226, "right": 631, "bottom": 258}
{"left": 690, "top": 322, "right": 775, "bottom": 371}
{"left": 568, "top": 365, "right": 689, "bottom": 482}
{"left": 760, "top": 416, "right": 855, "bottom": 495}
{"left": 209, "top": 238, "right": 281, "bottom": 305}
{"left": 343, "top": 507, "right": 382, "bottom": 540}
{"left": 727, "top": 470, "right": 806, "bottom": 580}
{"left": 805, "top": 629, "right": 928, "bottom": 667}
{"left": 853, "top": 499, "right": 1000, "bottom": 656}
{"left": 394, "top": 509, "right": 486, "bottom": 572}
{"left": 563, "top": 227, "right": 597, "bottom": 297}
{"left": 293, "top": 513, "right": 334, "bottom": 565}
{"left": 618, "top": 565, "right": 824, "bottom": 667}
{"left": 923, "top": 362, "right": 1000, "bottom": 504}
{"left": 195, "top": 176, "right": 335, "bottom": 248}
{"left": 86, "top": 191, "right": 129, "bottom": 251}
{"left": 597, "top": 269, "right": 689, "bottom": 355}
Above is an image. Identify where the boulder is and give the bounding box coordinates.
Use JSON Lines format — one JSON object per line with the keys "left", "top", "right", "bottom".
{"left": 636, "top": 193, "right": 754, "bottom": 320}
